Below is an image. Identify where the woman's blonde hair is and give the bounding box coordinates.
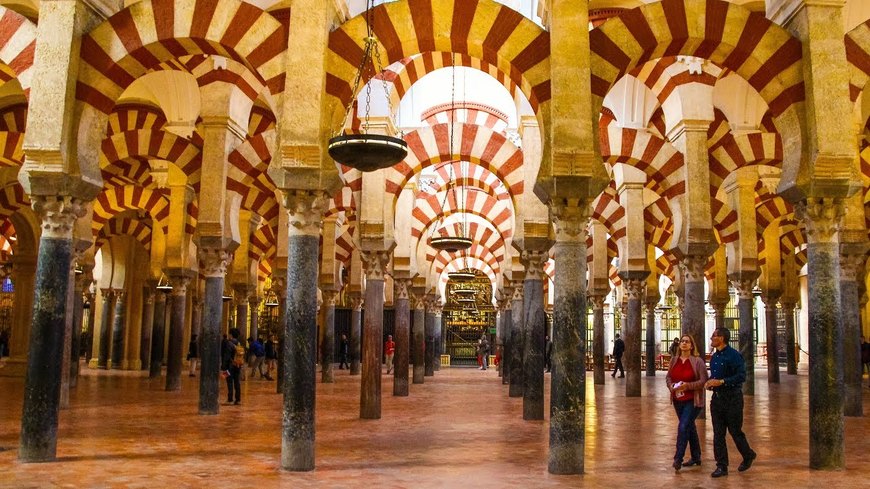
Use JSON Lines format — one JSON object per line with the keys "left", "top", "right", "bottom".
{"left": 681, "top": 334, "right": 700, "bottom": 357}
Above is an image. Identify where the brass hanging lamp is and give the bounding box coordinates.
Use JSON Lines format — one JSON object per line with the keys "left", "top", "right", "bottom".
{"left": 328, "top": 0, "right": 407, "bottom": 172}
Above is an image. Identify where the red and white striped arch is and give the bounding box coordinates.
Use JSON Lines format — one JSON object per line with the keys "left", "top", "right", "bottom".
{"left": 590, "top": 184, "right": 625, "bottom": 240}
{"left": 599, "top": 123, "right": 683, "bottom": 197}
{"left": 708, "top": 132, "right": 783, "bottom": 189}
{"left": 0, "top": 103, "right": 26, "bottom": 132}
{"left": 0, "top": 7, "right": 36, "bottom": 98}
{"left": 710, "top": 197, "right": 738, "bottom": 245}
{"left": 423, "top": 162, "right": 512, "bottom": 205}
{"left": 107, "top": 104, "right": 167, "bottom": 135}
{"left": 630, "top": 56, "right": 719, "bottom": 103}
{"left": 0, "top": 182, "right": 28, "bottom": 221}
{"left": 412, "top": 188, "right": 513, "bottom": 243}
{"left": 92, "top": 185, "right": 170, "bottom": 237}
{"left": 100, "top": 129, "right": 202, "bottom": 188}
{"left": 436, "top": 254, "right": 498, "bottom": 286}
{"left": 226, "top": 130, "right": 279, "bottom": 228}
{"left": 95, "top": 216, "right": 153, "bottom": 252}
{"left": 421, "top": 101, "right": 509, "bottom": 133}
{"left": 846, "top": 18, "right": 870, "bottom": 101}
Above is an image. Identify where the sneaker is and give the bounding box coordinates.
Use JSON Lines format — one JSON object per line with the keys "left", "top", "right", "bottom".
{"left": 738, "top": 452, "right": 756, "bottom": 472}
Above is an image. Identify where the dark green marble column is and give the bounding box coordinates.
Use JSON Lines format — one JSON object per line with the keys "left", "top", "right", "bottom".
{"left": 521, "top": 249, "right": 547, "bottom": 420}
{"left": 763, "top": 295, "right": 781, "bottom": 384}
{"left": 590, "top": 295, "right": 606, "bottom": 385}
{"left": 321, "top": 289, "right": 337, "bottom": 384}
{"left": 97, "top": 288, "right": 115, "bottom": 369}
{"left": 424, "top": 300, "right": 435, "bottom": 377}
{"left": 199, "top": 253, "right": 227, "bottom": 414}
{"left": 501, "top": 305, "right": 511, "bottom": 385}
{"left": 149, "top": 292, "right": 168, "bottom": 379}
{"left": 412, "top": 293, "right": 425, "bottom": 384}
{"left": 139, "top": 286, "right": 155, "bottom": 371}
{"left": 110, "top": 291, "right": 127, "bottom": 369}
{"left": 681, "top": 255, "right": 709, "bottom": 369}
{"left": 783, "top": 302, "right": 798, "bottom": 375}
{"left": 620, "top": 275, "right": 646, "bottom": 397}
{"left": 732, "top": 277, "right": 757, "bottom": 396}
{"left": 165, "top": 276, "right": 190, "bottom": 391}
{"left": 645, "top": 299, "right": 658, "bottom": 377}
{"left": 349, "top": 294, "right": 363, "bottom": 376}
{"left": 69, "top": 272, "right": 89, "bottom": 388}
{"left": 509, "top": 284, "right": 524, "bottom": 397}
{"left": 393, "top": 279, "right": 410, "bottom": 396}
{"left": 360, "top": 250, "right": 389, "bottom": 419}
{"left": 840, "top": 253, "right": 865, "bottom": 417}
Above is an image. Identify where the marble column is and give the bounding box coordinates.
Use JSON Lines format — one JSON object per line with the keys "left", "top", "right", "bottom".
{"left": 711, "top": 300, "right": 727, "bottom": 331}
{"left": 782, "top": 301, "right": 798, "bottom": 375}
{"left": 321, "top": 289, "right": 337, "bottom": 384}
{"left": 235, "top": 290, "right": 249, "bottom": 343}
{"left": 509, "top": 284, "right": 524, "bottom": 397}
{"left": 248, "top": 296, "right": 259, "bottom": 341}
{"left": 165, "top": 275, "right": 190, "bottom": 391}
{"left": 521, "top": 249, "right": 547, "bottom": 420}
{"left": 59, "top": 256, "right": 76, "bottom": 409}
{"left": 199, "top": 249, "right": 229, "bottom": 414}
{"left": 645, "top": 299, "right": 658, "bottom": 377}
{"left": 149, "top": 292, "right": 168, "bottom": 378}
{"left": 841, "top": 252, "right": 865, "bottom": 417}
{"left": 139, "top": 287, "right": 155, "bottom": 371}
{"left": 590, "top": 294, "right": 606, "bottom": 385}
{"left": 681, "top": 255, "right": 709, "bottom": 364}
{"left": 349, "top": 294, "right": 363, "bottom": 376}
{"left": 798, "top": 199, "right": 846, "bottom": 469}
{"left": 732, "top": 277, "right": 757, "bottom": 396}
{"left": 424, "top": 299, "right": 435, "bottom": 377}
{"left": 621, "top": 276, "right": 646, "bottom": 397}
{"left": 393, "top": 279, "right": 411, "bottom": 396}
{"left": 433, "top": 304, "right": 443, "bottom": 372}
{"left": 69, "top": 272, "right": 90, "bottom": 388}
{"left": 280, "top": 191, "right": 323, "bottom": 471}
{"left": 19, "top": 195, "right": 86, "bottom": 462}
{"left": 763, "top": 294, "right": 781, "bottom": 384}
{"left": 360, "top": 250, "right": 389, "bottom": 419}
{"left": 110, "top": 291, "right": 127, "bottom": 369}
{"left": 411, "top": 292, "right": 425, "bottom": 384}
{"left": 501, "top": 303, "right": 512, "bottom": 386}
{"left": 548, "top": 203, "right": 588, "bottom": 474}
{"left": 97, "top": 288, "right": 115, "bottom": 369}
{"left": 272, "top": 278, "right": 287, "bottom": 394}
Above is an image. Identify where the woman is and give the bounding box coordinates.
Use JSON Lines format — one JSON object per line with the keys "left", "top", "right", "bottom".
{"left": 666, "top": 334, "right": 708, "bottom": 471}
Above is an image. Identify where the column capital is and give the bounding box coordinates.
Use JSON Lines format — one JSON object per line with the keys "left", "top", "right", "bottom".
{"left": 622, "top": 278, "right": 646, "bottom": 301}
{"left": 520, "top": 249, "right": 549, "bottom": 281}
{"left": 730, "top": 274, "right": 759, "bottom": 300}
{"left": 549, "top": 200, "right": 590, "bottom": 243}
{"left": 360, "top": 249, "right": 391, "bottom": 280}
{"left": 248, "top": 295, "right": 261, "bottom": 307}
{"left": 840, "top": 252, "right": 868, "bottom": 283}
{"left": 31, "top": 195, "right": 87, "bottom": 240}
{"left": 761, "top": 291, "right": 781, "bottom": 306}
{"left": 679, "top": 254, "right": 709, "bottom": 283}
{"left": 795, "top": 198, "right": 844, "bottom": 244}
{"left": 410, "top": 292, "right": 425, "bottom": 310}
{"left": 100, "top": 287, "right": 113, "bottom": 298}
{"left": 322, "top": 288, "right": 339, "bottom": 307}
{"left": 588, "top": 293, "right": 606, "bottom": 310}
{"left": 114, "top": 290, "right": 126, "bottom": 301}
{"left": 350, "top": 294, "right": 365, "bottom": 311}
{"left": 271, "top": 277, "right": 286, "bottom": 299}
{"left": 511, "top": 282, "right": 524, "bottom": 302}
{"left": 780, "top": 301, "right": 797, "bottom": 312}
{"left": 167, "top": 275, "right": 191, "bottom": 297}
{"left": 394, "top": 278, "right": 411, "bottom": 301}
{"left": 199, "top": 248, "right": 231, "bottom": 278}
{"left": 281, "top": 189, "right": 327, "bottom": 238}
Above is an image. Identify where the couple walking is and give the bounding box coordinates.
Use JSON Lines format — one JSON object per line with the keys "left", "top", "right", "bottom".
{"left": 666, "top": 327, "right": 756, "bottom": 478}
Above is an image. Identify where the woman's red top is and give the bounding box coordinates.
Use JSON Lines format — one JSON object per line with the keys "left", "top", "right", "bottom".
{"left": 670, "top": 357, "right": 696, "bottom": 402}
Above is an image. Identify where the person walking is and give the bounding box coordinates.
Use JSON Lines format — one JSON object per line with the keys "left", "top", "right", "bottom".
{"left": 250, "top": 336, "right": 267, "bottom": 379}
{"left": 669, "top": 337, "right": 680, "bottom": 358}
{"left": 666, "top": 334, "right": 708, "bottom": 472}
{"left": 265, "top": 334, "right": 277, "bottom": 380}
{"left": 187, "top": 333, "right": 199, "bottom": 377}
{"left": 477, "top": 335, "right": 490, "bottom": 370}
{"left": 705, "top": 327, "right": 757, "bottom": 478}
{"left": 222, "top": 328, "right": 244, "bottom": 405}
{"left": 384, "top": 334, "right": 396, "bottom": 374}
{"left": 612, "top": 334, "right": 625, "bottom": 378}
{"left": 338, "top": 334, "right": 349, "bottom": 370}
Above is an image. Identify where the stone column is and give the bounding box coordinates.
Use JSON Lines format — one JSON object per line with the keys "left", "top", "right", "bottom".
{"left": 69, "top": 271, "right": 90, "bottom": 388}
{"left": 393, "top": 278, "right": 411, "bottom": 396}
{"left": 139, "top": 286, "right": 155, "bottom": 371}
{"left": 149, "top": 292, "right": 168, "bottom": 378}
{"left": 165, "top": 275, "right": 190, "bottom": 391}
{"left": 680, "top": 255, "right": 709, "bottom": 364}
{"left": 590, "top": 294, "right": 606, "bottom": 385}
{"left": 110, "top": 291, "right": 127, "bottom": 369}
{"left": 424, "top": 298, "right": 436, "bottom": 377}
{"left": 645, "top": 298, "right": 658, "bottom": 377}
{"left": 7, "top": 252, "right": 36, "bottom": 372}
{"left": 198, "top": 249, "right": 230, "bottom": 414}
{"left": 234, "top": 288, "right": 249, "bottom": 343}
{"left": 97, "top": 288, "right": 115, "bottom": 369}
{"left": 248, "top": 296, "right": 259, "bottom": 341}
{"left": 620, "top": 276, "right": 646, "bottom": 397}
{"left": 501, "top": 298, "right": 512, "bottom": 385}
{"left": 521, "top": 249, "right": 548, "bottom": 420}
{"left": 321, "top": 289, "right": 337, "bottom": 384}
{"left": 840, "top": 252, "right": 865, "bottom": 417}
{"left": 782, "top": 301, "right": 798, "bottom": 375}
{"left": 797, "top": 199, "right": 846, "bottom": 469}
{"left": 509, "top": 284, "right": 524, "bottom": 397}
{"left": 433, "top": 303, "right": 443, "bottom": 372}
{"left": 710, "top": 299, "right": 727, "bottom": 331}
{"left": 732, "top": 276, "right": 758, "bottom": 396}
{"left": 360, "top": 250, "right": 389, "bottom": 419}
{"left": 411, "top": 291, "right": 425, "bottom": 384}
{"left": 762, "top": 293, "right": 781, "bottom": 384}
{"left": 349, "top": 293, "right": 363, "bottom": 376}
{"left": 59, "top": 254, "right": 76, "bottom": 409}
{"left": 548, "top": 202, "right": 588, "bottom": 474}
{"left": 84, "top": 291, "right": 96, "bottom": 363}
{"left": 19, "top": 196, "right": 87, "bottom": 462}
{"left": 280, "top": 191, "right": 324, "bottom": 471}
{"left": 272, "top": 277, "right": 287, "bottom": 394}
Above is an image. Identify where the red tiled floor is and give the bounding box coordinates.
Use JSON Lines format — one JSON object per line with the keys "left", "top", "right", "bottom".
{"left": 1, "top": 366, "right": 869, "bottom": 488}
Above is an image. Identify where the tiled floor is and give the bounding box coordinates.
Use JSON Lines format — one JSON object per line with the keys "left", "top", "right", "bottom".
{"left": 1, "top": 365, "right": 869, "bottom": 488}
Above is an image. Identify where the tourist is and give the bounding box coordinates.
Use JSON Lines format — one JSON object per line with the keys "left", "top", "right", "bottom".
{"left": 186, "top": 333, "right": 198, "bottom": 377}
{"left": 250, "top": 336, "right": 267, "bottom": 379}
{"left": 338, "top": 334, "right": 349, "bottom": 370}
{"left": 544, "top": 335, "right": 553, "bottom": 373}
{"left": 705, "top": 327, "right": 756, "bottom": 478}
{"left": 222, "top": 328, "right": 243, "bottom": 405}
{"left": 666, "top": 334, "right": 708, "bottom": 471}
{"left": 477, "top": 334, "right": 490, "bottom": 370}
{"left": 265, "top": 334, "right": 278, "bottom": 380}
{"left": 611, "top": 334, "right": 625, "bottom": 378}
{"left": 669, "top": 336, "right": 680, "bottom": 358}
{"left": 384, "top": 334, "right": 396, "bottom": 374}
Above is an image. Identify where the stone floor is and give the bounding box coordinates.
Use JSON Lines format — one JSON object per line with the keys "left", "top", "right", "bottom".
{"left": 1, "top": 364, "right": 869, "bottom": 488}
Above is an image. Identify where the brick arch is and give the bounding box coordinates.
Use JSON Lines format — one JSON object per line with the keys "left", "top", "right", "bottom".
{"left": 107, "top": 104, "right": 167, "bottom": 135}
{"left": 250, "top": 222, "right": 276, "bottom": 271}
{"left": 846, "top": 18, "right": 870, "bottom": 101}
{"left": 0, "top": 130, "right": 23, "bottom": 167}
{"left": 755, "top": 183, "right": 793, "bottom": 237}
{"left": 0, "top": 103, "right": 26, "bottom": 132}
{"left": 710, "top": 196, "right": 738, "bottom": 244}
{"left": 100, "top": 129, "right": 202, "bottom": 188}
{"left": 424, "top": 161, "right": 512, "bottom": 204}
{"left": 95, "top": 216, "right": 153, "bottom": 252}
{"left": 590, "top": 184, "right": 625, "bottom": 240}
{"left": 92, "top": 185, "right": 170, "bottom": 237}
{"left": 0, "top": 182, "right": 28, "bottom": 219}
{"left": 226, "top": 130, "right": 279, "bottom": 226}
{"left": 599, "top": 122, "right": 683, "bottom": 197}
{"left": 0, "top": 7, "right": 36, "bottom": 98}
{"left": 708, "top": 132, "right": 783, "bottom": 189}
{"left": 327, "top": 0, "right": 549, "bottom": 112}
{"left": 412, "top": 191, "right": 513, "bottom": 242}
{"left": 433, "top": 243, "right": 502, "bottom": 279}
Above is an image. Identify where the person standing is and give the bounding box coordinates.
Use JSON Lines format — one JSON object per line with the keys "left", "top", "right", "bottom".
{"left": 250, "top": 336, "right": 267, "bottom": 379}
{"left": 187, "top": 334, "right": 199, "bottom": 377}
{"left": 477, "top": 334, "right": 490, "bottom": 371}
{"left": 666, "top": 334, "right": 708, "bottom": 471}
{"left": 861, "top": 336, "right": 870, "bottom": 384}
{"left": 544, "top": 335, "right": 553, "bottom": 373}
{"left": 384, "top": 334, "right": 396, "bottom": 374}
{"left": 705, "top": 327, "right": 756, "bottom": 478}
{"left": 612, "top": 334, "right": 625, "bottom": 378}
{"left": 338, "top": 334, "right": 349, "bottom": 370}
{"left": 222, "top": 328, "right": 243, "bottom": 405}
{"left": 669, "top": 337, "right": 680, "bottom": 358}
{"left": 265, "top": 334, "right": 277, "bottom": 380}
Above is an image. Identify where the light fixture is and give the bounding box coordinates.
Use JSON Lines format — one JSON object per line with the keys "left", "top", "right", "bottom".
{"left": 156, "top": 273, "right": 173, "bottom": 292}
{"left": 448, "top": 270, "right": 475, "bottom": 282}
{"left": 74, "top": 264, "right": 83, "bottom": 275}
{"left": 327, "top": 0, "right": 407, "bottom": 172}
{"left": 452, "top": 287, "right": 475, "bottom": 296}
{"left": 222, "top": 291, "right": 233, "bottom": 302}
{"left": 265, "top": 290, "right": 279, "bottom": 307}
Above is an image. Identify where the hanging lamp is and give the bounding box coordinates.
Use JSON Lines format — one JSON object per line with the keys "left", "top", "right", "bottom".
{"left": 328, "top": 0, "right": 407, "bottom": 172}
{"left": 430, "top": 56, "right": 472, "bottom": 253}
{"left": 156, "top": 273, "right": 173, "bottom": 292}
{"left": 448, "top": 248, "right": 475, "bottom": 282}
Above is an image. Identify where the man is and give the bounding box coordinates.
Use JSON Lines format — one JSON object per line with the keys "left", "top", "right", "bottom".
{"left": 338, "top": 334, "right": 349, "bottom": 370}
{"left": 477, "top": 334, "right": 490, "bottom": 371}
{"left": 384, "top": 334, "right": 396, "bottom": 374}
{"left": 669, "top": 337, "right": 680, "bottom": 358}
{"left": 222, "top": 328, "right": 243, "bottom": 405}
{"left": 611, "top": 334, "right": 625, "bottom": 378}
{"left": 544, "top": 335, "right": 553, "bottom": 373}
{"left": 705, "top": 327, "right": 756, "bottom": 478}
{"left": 250, "top": 336, "right": 267, "bottom": 379}
{"left": 187, "top": 334, "right": 199, "bottom": 377}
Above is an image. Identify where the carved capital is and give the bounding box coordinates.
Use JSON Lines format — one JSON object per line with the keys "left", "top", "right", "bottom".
{"left": 114, "top": 290, "right": 126, "bottom": 303}
{"left": 549, "top": 200, "right": 590, "bottom": 243}
{"left": 394, "top": 278, "right": 411, "bottom": 301}
{"left": 623, "top": 278, "right": 645, "bottom": 301}
{"left": 731, "top": 277, "right": 757, "bottom": 300}
{"left": 761, "top": 292, "right": 781, "bottom": 306}
{"left": 511, "top": 283, "right": 524, "bottom": 302}
{"left": 360, "top": 249, "right": 391, "bottom": 280}
{"left": 31, "top": 195, "right": 87, "bottom": 239}
{"left": 679, "top": 254, "right": 709, "bottom": 283}
{"left": 248, "top": 296, "right": 261, "bottom": 307}
{"left": 322, "top": 289, "right": 339, "bottom": 307}
{"left": 588, "top": 294, "right": 606, "bottom": 310}
{"left": 840, "top": 252, "right": 868, "bottom": 283}
{"left": 142, "top": 287, "right": 155, "bottom": 305}
{"left": 100, "top": 287, "right": 113, "bottom": 299}
{"left": 281, "top": 190, "right": 327, "bottom": 238}
{"left": 351, "top": 294, "right": 365, "bottom": 311}
{"left": 710, "top": 300, "right": 728, "bottom": 314}
{"left": 795, "top": 198, "right": 844, "bottom": 244}
{"left": 410, "top": 293, "right": 425, "bottom": 310}
{"left": 199, "top": 248, "right": 231, "bottom": 278}
{"left": 168, "top": 276, "right": 190, "bottom": 297}
{"left": 271, "top": 277, "right": 286, "bottom": 299}
{"left": 520, "top": 249, "right": 549, "bottom": 281}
